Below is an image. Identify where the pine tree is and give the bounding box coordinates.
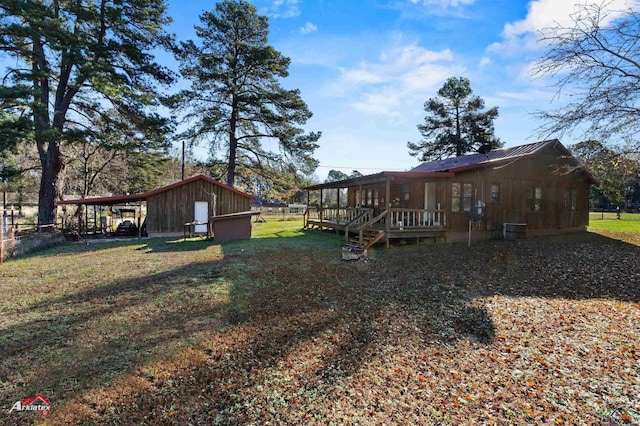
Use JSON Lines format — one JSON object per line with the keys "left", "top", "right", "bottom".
{"left": 173, "top": 0, "right": 320, "bottom": 187}
{"left": 0, "top": 0, "right": 175, "bottom": 228}
{"left": 408, "top": 77, "right": 502, "bottom": 161}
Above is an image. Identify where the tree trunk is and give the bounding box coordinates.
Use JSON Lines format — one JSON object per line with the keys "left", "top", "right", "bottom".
{"left": 227, "top": 89, "right": 238, "bottom": 187}
{"left": 227, "top": 130, "right": 237, "bottom": 187}
{"left": 37, "top": 140, "right": 63, "bottom": 231}
{"left": 32, "top": 34, "right": 65, "bottom": 231}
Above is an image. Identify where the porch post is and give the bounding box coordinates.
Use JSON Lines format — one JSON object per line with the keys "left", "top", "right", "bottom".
{"left": 336, "top": 187, "right": 341, "bottom": 234}
{"left": 385, "top": 179, "right": 391, "bottom": 248}
{"left": 320, "top": 189, "right": 323, "bottom": 228}
{"left": 305, "top": 190, "right": 309, "bottom": 228}
{"left": 138, "top": 203, "right": 142, "bottom": 239}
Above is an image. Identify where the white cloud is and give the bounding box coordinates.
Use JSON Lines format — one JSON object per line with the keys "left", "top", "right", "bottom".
{"left": 326, "top": 42, "right": 462, "bottom": 116}
{"left": 300, "top": 22, "right": 318, "bottom": 35}
{"left": 506, "top": 0, "right": 639, "bottom": 38}
{"left": 479, "top": 56, "right": 492, "bottom": 68}
{"left": 489, "top": 0, "right": 640, "bottom": 56}
{"left": 340, "top": 68, "right": 385, "bottom": 85}
{"left": 409, "top": 0, "right": 476, "bottom": 6}
{"left": 262, "top": 0, "right": 300, "bottom": 18}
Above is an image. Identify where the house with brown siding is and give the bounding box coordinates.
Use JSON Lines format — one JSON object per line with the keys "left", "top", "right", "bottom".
{"left": 57, "top": 174, "right": 255, "bottom": 238}
{"left": 304, "top": 140, "right": 597, "bottom": 248}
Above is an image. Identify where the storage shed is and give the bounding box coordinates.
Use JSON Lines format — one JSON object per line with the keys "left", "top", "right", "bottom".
{"left": 57, "top": 174, "right": 255, "bottom": 238}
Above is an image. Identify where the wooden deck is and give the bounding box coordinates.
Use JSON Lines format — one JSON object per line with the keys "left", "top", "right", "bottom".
{"left": 304, "top": 208, "right": 447, "bottom": 248}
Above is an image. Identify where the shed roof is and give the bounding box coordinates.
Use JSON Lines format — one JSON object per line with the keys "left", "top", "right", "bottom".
{"left": 56, "top": 174, "right": 256, "bottom": 206}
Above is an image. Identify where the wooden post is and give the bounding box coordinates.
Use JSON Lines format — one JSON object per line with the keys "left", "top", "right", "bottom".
{"left": 0, "top": 218, "right": 13, "bottom": 263}
{"left": 304, "top": 191, "right": 309, "bottom": 228}
{"left": 138, "top": 203, "right": 142, "bottom": 239}
{"left": 78, "top": 205, "right": 83, "bottom": 236}
{"left": 320, "top": 189, "right": 323, "bottom": 229}
{"left": 336, "top": 187, "right": 341, "bottom": 234}
{"left": 385, "top": 179, "right": 391, "bottom": 248}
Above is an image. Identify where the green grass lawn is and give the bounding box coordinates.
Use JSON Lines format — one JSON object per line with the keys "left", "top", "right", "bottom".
{"left": 0, "top": 219, "right": 638, "bottom": 424}
{"left": 588, "top": 212, "right": 640, "bottom": 246}
{"left": 589, "top": 211, "right": 640, "bottom": 231}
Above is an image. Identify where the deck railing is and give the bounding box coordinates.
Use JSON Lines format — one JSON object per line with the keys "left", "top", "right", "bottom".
{"left": 319, "top": 207, "right": 372, "bottom": 224}
{"left": 388, "top": 208, "right": 446, "bottom": 229}
{"left": 306, "top": 206, "right": 447, "bottom": 235}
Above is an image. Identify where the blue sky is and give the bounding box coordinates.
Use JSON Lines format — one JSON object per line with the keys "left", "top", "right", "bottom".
{"left": 168, "top": 0, "right": 637, "bottom": 180}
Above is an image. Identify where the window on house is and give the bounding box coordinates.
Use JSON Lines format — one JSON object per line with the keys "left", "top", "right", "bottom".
{"left": 365, "top": 189, "right": 371, "bottom": 206}
{"left": 452, "top": 183, "right": 473, "bottom": 212}
{"left": 490, "top": 183, "right": 501, "bottom": 203}
{"left": 526, "top": 186, "right": 542, "bottom": 212}
{"left": 400, "top": 184, "right": 410, "bottom": 202}
{"left": 566, "top": 188, "right": 577, "bottom": 211}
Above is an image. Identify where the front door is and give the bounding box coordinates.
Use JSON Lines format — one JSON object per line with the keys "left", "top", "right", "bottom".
{"left": 424, "top": 182, "right": 436, "bottom": 210}
{"left": 424, "top": 182, "right": 438, "bottom": 226}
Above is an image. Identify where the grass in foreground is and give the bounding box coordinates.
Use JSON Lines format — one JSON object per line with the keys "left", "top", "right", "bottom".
{"left": 0, "top": 219, "right": 638, "bottom": 425}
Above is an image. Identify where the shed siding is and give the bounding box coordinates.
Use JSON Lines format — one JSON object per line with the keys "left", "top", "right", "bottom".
{"left": 146, "top": 179, "right": 250, "bottom": 235}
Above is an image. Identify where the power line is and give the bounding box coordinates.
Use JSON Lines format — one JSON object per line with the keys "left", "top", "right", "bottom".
{"left": 316, "top": 165, "right": 408, "bottom": 171}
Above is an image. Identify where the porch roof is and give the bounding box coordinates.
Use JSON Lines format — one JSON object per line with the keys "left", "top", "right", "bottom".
{"left": 305, "top": 171, "right": 454, "bottom": 191}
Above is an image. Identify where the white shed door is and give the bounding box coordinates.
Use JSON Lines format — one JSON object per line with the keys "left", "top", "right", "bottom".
{"left": 194, "top": 201, "right": 208, "bottom": 233}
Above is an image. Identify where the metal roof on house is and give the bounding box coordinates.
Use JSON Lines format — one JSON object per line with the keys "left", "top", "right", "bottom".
{"left": 410, "top": 139, "right": 559, "bottom": 173}
{"left": 304, "top": 139, "right": 596, "bottom": 191}
{"left": 56, "top": 174, "right": 256, "bottom": 206}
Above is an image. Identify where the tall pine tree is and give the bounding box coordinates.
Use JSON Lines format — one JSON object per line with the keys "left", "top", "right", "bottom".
{"left": 408, "top": 77, "right": 502, "bottom": 161}
{"left": 0, "top": 0, "right": 174, "bottom": 229}
{"left": 174, "top": 0, "right": 320, "bottom": 187}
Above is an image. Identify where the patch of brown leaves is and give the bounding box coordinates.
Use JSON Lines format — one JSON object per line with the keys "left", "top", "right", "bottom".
{"left": 2, "top": 232, "right": 638, "bottom": 425}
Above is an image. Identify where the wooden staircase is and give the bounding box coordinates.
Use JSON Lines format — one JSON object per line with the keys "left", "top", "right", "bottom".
{"left": 348, "top": 228, "right": 386, "bottom": 250}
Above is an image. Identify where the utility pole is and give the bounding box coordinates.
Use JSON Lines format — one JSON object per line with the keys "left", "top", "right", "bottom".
{"left": 181, "top": 140, "right": 185, "bottom": 181}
